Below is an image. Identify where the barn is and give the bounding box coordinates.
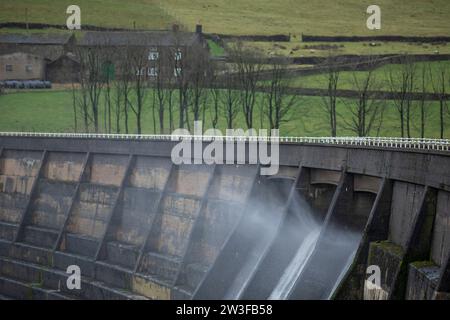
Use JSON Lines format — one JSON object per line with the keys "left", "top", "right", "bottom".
{"left": 46, "top": 53, "right": 80, "bottom": 83}
{"left": 0, "top": 33, "right": 75, "bottom": 61}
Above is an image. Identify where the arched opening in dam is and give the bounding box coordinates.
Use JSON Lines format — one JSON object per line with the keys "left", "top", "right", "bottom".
{"left": 0, "top": 135, "right": 449, "bottom": 300}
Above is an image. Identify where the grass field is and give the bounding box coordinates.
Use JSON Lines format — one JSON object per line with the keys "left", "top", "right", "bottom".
{"left": 243, "top": 40, "right": 450, "bottom": 58}
{"left": 0, "top": 1, "right": 448, "bottom": 138}
{"left": 1, "top": 0, "right": 450, "bottom": 36}
{"left": 0, "top": 0, "right": 175, "bottom": 30}
{"left": 289, "top": 61, "right": 450, "bottom": 92}
{"left": 0, "top": 89, "right": 448, "bottom": 138}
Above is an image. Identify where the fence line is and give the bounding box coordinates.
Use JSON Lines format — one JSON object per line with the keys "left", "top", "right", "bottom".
{"left": 0, "top": 132, "right": 449, "bottom": 151}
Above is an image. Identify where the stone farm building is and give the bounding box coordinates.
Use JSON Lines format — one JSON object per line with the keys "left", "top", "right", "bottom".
{"left": 0, "top": 33, "right": 75, "bottom": 61}
{"left": 78, "top": 25, "right": 208, "bottom": 80}
{"left": 0, "top": 33, "right": 77, "bottom": 82}
{"left": 46, "top": 53, "right": 80, "bottom": 83}
{"left": 0, "top": 52, "right": 45, "bottom": 81}
{"left": 0, "top": 25, "right": 207, "bottom": 83}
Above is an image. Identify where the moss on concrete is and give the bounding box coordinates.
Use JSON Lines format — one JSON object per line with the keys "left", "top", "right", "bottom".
{"left": 371, "top": 240, "right": 404, "bottom": 258}
{"left": 411, "top": 260, "right": 437, "bottom": 269}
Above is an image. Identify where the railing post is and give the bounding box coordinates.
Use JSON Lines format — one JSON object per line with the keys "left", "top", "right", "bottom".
{"left": 0, "top": 132, "right": 449, "bottom": 151}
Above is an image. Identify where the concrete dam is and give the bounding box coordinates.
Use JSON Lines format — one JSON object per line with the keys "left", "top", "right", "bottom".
{"left": 0, "top": 134, "right": 449, "bottom": 300}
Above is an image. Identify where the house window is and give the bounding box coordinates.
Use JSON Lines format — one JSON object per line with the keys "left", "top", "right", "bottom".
{"left": 148, "top": 49, "right": 159, "bottom": 61}
{"left": 25, "top": 65, "right": 33, "bottom": 73}
{"left": 5, "top": 64, "right": 13, "bottom": 72}
{"left": 148, "top": 67, "right": 158, "bottom": 77}
{"left": 175, "top": 50, "right": 182, "bottom": 61}
{"left": 136, "top": 67, "right": 145, "bottom": 76}
{"left": 174, "top": 67, "right": 182, "bottom": 77}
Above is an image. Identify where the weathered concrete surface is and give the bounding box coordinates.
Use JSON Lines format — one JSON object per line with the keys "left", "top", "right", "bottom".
{"left": 431, "top": 191, "right": 450, "bottom": 268}
{"left": 310, "top": 168, "right": 341, "bottom": 186}
{"left": 365, "top": 241, "right": 404, "bottom": 300}
{"left": 405, "top": 262, "right": 440, "bottom": 300}
{"left": 388, "top": 182, "right": 424, "bottom": 249}
{"left": 354, "top": 175, "right": 381, "bottom": 194}
{"left": 1, "top": 136, "right": 449, "bottom": 191}
{"left": 0, "top": 137, "right": 449, "bottom": 300}
{"left": 333, "top": 179, "right": 393, "bottom": 300}
{"left": 0, "top": 150, "right": 42, "bottom": 225}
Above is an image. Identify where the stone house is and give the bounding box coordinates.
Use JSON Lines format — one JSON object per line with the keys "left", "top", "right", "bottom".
{"left": 0, "top": 25, "right": 208, "bottom": 83}
{"left": 0, "top": 52, "right": 45, "bottom": 81}
{"left": 0, "top": 33, "right": 76, "bottom": 61}
{"left": 77, "top": 25, "right": 208, "bottom": 80}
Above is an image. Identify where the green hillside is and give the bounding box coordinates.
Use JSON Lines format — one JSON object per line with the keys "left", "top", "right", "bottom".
{"left": 1, "top": 0, "right": 449, "bottom": 36}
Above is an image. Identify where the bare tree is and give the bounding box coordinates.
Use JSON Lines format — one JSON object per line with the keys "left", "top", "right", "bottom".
{"left": 121, "top": 48, "right": 133, "bottom": 134}
{"left": 416, "top": 63, "right": 430, "bottom": 138}
{"left": 128, "top": 46, "right": 148, "bottom": 134}
{"left": 112, "top": 47, "right": 133, "bottom": 134}
{"left": 387, "top": 55, "right": 416, "bottom": 138}
{"left": 73, "top": 47, "right": 95, "bottom": 132}
{"left": 343, "top": 65, "right": 385, "bottom": 137}
{"left": 188, "top": 43, "right": 210, "bottom": 127}
{"left": 429, "top": 61, "right": 449, "bottom": 139}
{"left": 112, "top": 80, "right": 122, "bottom": 134}
{"left": 220, "top": 69, "right": 240, "bottom": 129}
{"left": 165, "top": 31, "right": 193, "bottom": 130}
{"left": 207, "top": 61, "right": 222, "bottom": 129}
{"left": 166, "top": 78, "right": 176, "bottom": 132}
{"left": 103, "top": 54, "right": 115, "bottom": 133}
{"left": 320, "top": 54, "right": 341, "bottom": 137}
{"left": 70, "top": 79, "right": 78, "bottom": 132}
{"left": 229, "top": 42, "right": 264, "bottom": 129}
{"left": 76, "top": 81, "right": 90, "bottom": 132}
{"left": 264, "top": 58, "right": 299, "bottom": 131}
{"left": 153, "top": 46, "right": 167, "bottom": 133}
{"left": 85, "top": 48, "right": 106, "bottom": 132}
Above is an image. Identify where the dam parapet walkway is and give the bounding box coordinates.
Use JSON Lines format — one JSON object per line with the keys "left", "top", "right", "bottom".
{"left": 0, "top": 132, "right": 449, "bottom": 152}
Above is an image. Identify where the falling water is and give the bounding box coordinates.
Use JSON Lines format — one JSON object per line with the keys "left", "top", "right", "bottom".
{"left": 224, "top": 239, "right": 270, "bottom": 299}
{"left": 326, "top": 230, "right": 363, "bottom": 299}
{"left": 194, "top": 175, "right": 371, "bottom": 300}
{"left": 268, "top": 228, "right": 321, "bottom": 300}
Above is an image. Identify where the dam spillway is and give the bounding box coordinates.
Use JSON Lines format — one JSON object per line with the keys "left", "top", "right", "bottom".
{"left": 0, "top": 134, "right": 449, "bottom": 300}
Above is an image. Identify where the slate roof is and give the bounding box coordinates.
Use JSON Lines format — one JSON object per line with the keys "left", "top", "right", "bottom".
{"left": 0, "top": 33, "right": 73, "bottom": 45}
{"left": 0, "top": 52, "right": 43, "bottom": 60}
{"left": 79, "top": 31, "right": 201, "bottom": 47}
{"left": 48, "top": 52, "right": 80, "bottom": 65}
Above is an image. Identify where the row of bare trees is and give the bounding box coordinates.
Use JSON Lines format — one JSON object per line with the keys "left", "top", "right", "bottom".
{"left": 321, "top": 55, "right": 449, "bottom": 138}
{"left": 71, "top": 42, "right": 449, "bottom": 138}
{"left": 71, "top": 41, "right": 302, "bottom": 135}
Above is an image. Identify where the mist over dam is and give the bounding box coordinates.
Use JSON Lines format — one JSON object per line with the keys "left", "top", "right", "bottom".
{"left": 0, "top": 134, "right": 449, "bottom": 300}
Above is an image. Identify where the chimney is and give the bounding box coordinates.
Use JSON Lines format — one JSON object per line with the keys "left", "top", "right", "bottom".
{"left": 195, "top": 24, "right": 202, "bottom": 34}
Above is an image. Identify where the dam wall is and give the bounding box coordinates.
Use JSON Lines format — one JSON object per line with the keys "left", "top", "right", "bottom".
{"left": 0, "top": 135, "right": 449, "bottom": 300}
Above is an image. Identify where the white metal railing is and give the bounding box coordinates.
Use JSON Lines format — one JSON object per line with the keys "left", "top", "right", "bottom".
{"left": 0, "top": 132, "right": 449, "bottom": 151}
